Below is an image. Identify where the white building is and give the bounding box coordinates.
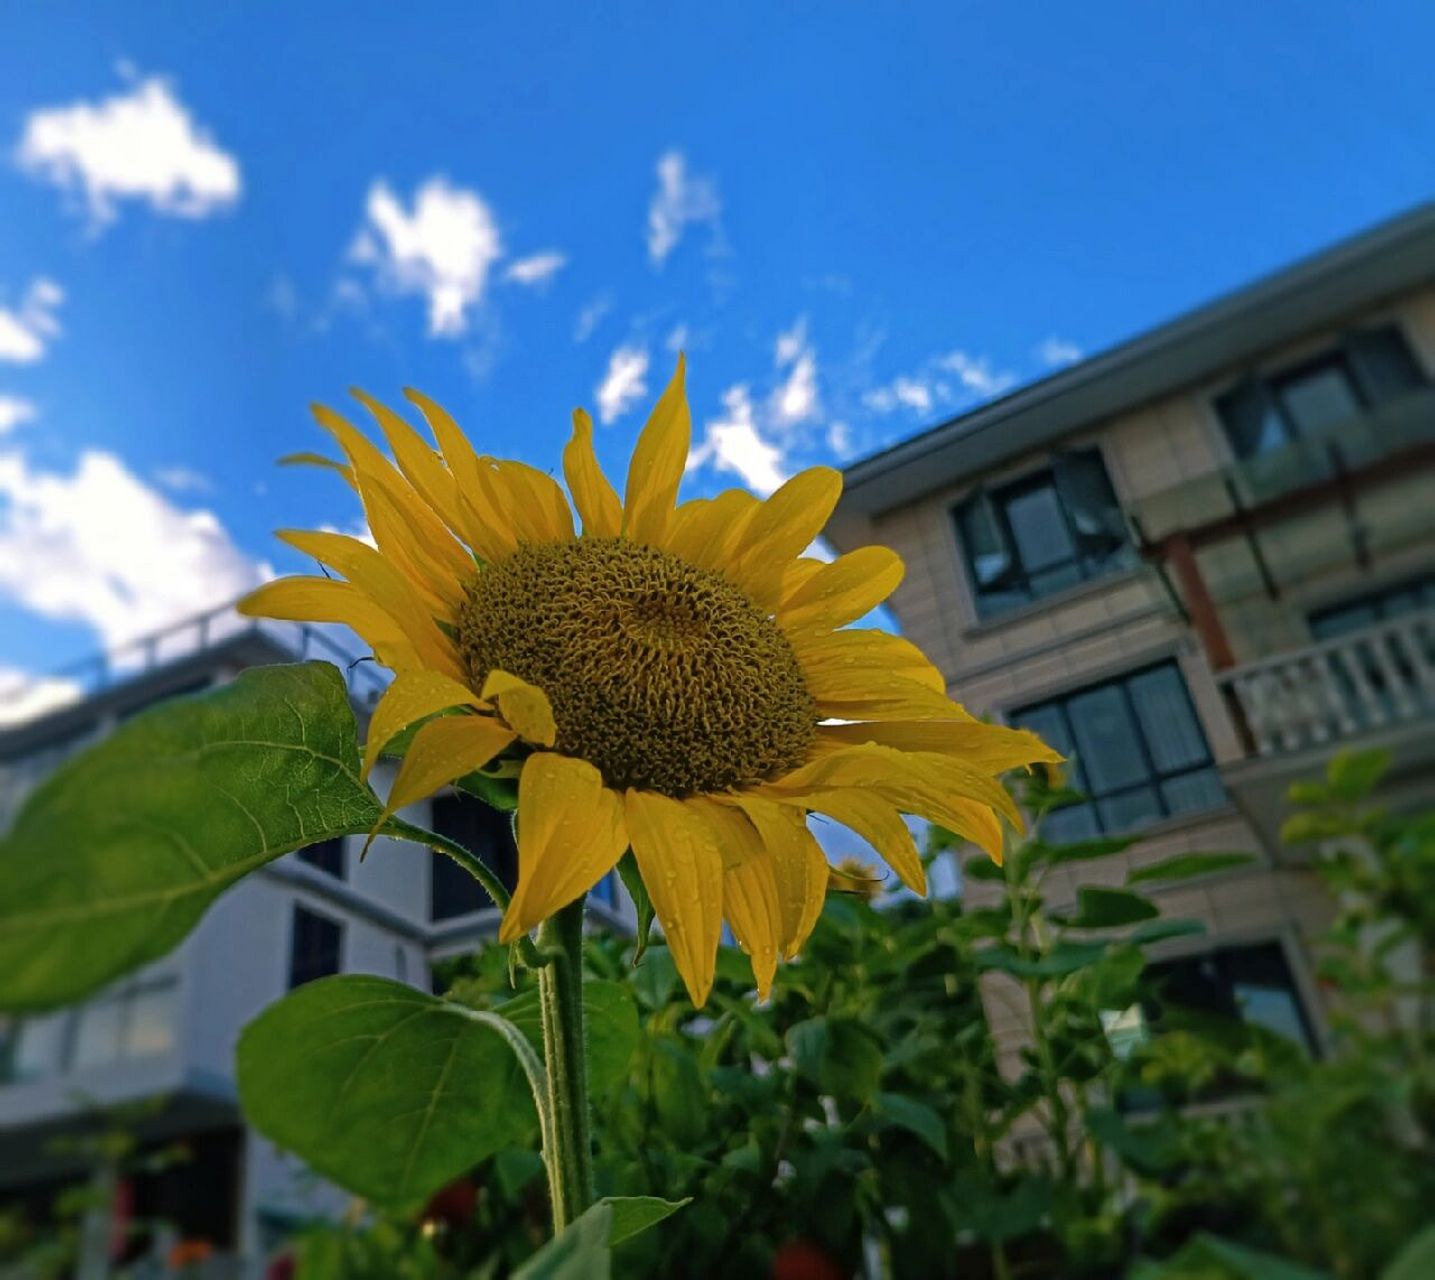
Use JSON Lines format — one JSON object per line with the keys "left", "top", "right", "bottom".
{"left": 0, "top": 607, "right": 626, "bottom": 1274}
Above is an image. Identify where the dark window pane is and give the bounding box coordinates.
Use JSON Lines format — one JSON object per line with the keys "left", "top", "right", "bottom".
{"left": 430, "top": 792, "right": 518, "bottom": 921}
{"left": 1096, "top": 787, "right": 1163, "bottom": 832}
{"left": 1052, "top": 449, "right": 1127, "bottom": 557}
{"left": 1345, "top": 327, "right": 1424, "bottom": 403}
{"left": 1275, "top": 360, "right": 1362, "bottom": 436}
{"left": 1217, "top": 382, "right": 1289, "bottom": 459}
{"left": 1160, "top": 767, "right": 1225, "bottom": 816}
{"left": 1003, "top": 483, "right": 1075, "bottom": 573}
{"left": 1066, "top": 684, "right": 1147, "bottom": 794}
{"left": 1127, "top": 666, "right": 1208, "bottom": 773}
{"left": 289, "top": 906, "right": 343, "bottom": 989}
{"left": 298, "top": 836, "right": 346, "bottom": 880}
{"left": 1027, "top": 563, "right": 1084, "bottom": 598}
{"left": 955, "top": 491, "right": 1015, "bottom": 590}
{"left": 1309, "top": 573, "right": 1435, "bottom": 640}
{"left": 1150, "top": 942, "right": 1315, "bottom": 1054}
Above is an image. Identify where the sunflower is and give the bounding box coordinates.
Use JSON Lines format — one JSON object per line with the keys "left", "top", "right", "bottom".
{"left": 240, "top": 359, "right": 1058, "bottom": 1004}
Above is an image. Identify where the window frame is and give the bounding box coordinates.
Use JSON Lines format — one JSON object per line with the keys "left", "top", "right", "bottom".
{"left": 287, "top": 904, "right": 345, "bottom": 990}
{"left": 1008, "top": 659, "right": 1224, "bottom": 837}
{"left": 951, "top": 447, "right": 1132, "bottom": 620}
{"left": 1215, "top": 325, "right": 1426, "bottom": 462}
{"left": 297, "top": 835, "right": 347, "bottom": 880}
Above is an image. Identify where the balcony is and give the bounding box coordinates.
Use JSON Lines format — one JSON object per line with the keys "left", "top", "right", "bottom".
{"left": 1218, "top": 608, "right": 1435, "bottom": 757}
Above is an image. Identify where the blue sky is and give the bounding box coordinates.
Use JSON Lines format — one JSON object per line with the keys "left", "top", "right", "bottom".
{"left": 1, "top": 2, "right": 1432, "bottom": 713}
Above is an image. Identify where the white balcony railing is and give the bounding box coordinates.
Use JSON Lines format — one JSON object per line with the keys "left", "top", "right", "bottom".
{"left": 1218, "top": 608, "right": 1435, "bottom": 756}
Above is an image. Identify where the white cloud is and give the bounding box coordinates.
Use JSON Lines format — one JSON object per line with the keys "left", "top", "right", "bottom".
{"left": 939, "top": 350, "right": 1017, "bottom": 398}
{"left": 771, "top": 351, "right": 819, "bottom": 427}
{"left": 0, "top": 279, "right": 63, "bottom": 365}
{"left": 647, "top": 150, "right": 721, "bottom": 266}
{"left": 665, "top": 323, "right": 690, "bottom": 353}
{"left": 0, "top": 666, "right": 83, "bottom": 729}
{"left": 1037, "top": 336, "right": 1082, "bottom": 367}
{"left": 0, "top": 396, "right": 38, "bottom": 434}
{"left": 774, "top": 316, "right": 808, "bottom": 367}
{"left": 0, "top": 448, "right": 268, "bottom": 652}
{"left": 863, "top": 375, "right": 933, "bottom": 415}
{"left": 574, "top": 295, "right": 612, "bottom": 344}
{"left": 596, "top": 345, "right": 650, "bottom": 424}
{"left": 16, "top": 72, "right": 240, "bottom": 228}
{"left": 153, "top": 464, "right": 213, "bottom": 494}
{"left": 504, "top": 251, "right": 567, "bottom": 287}
{"left": 349, "top": 177, "right": 503, "bottom": 336}
{"left": 826, "top": 420, "right": 855, "bottom": 460}
{"left": 687, "top": 385, "right": 789, "bottom": 496}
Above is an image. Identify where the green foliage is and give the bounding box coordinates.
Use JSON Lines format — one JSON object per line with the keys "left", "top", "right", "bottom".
{"left": 0, "top": 663, "right": 389, "bottom": 1010}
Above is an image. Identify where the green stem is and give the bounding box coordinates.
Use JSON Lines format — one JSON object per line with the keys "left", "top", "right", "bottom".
{"left": 536, "top": 896, "right": 595, "bottom": 1230}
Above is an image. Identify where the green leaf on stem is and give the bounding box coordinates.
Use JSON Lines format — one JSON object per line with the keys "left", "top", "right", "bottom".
{"left": 616, "top": 851, "right": 655, "bottom": 959}
{"left": 604, "top": 1195, "right": 691, "bottom": 1246}
{"left": 873, "top": 1091, "right": 948, "bottom": 1158}
{"left": 514, "top": 1201, "right": 613, "bottom": 1279}
{"left": 0, "top": 663, "right": 386, "bottom": 1011}
{"left": 494, "top": 979, "right": 640, "bottom": 1094}
{"left": 787, "top": 1016, "right": 883, "bottom": 1101}
{"left": 1052, "top": 886, "right": 1159, "bottom": 929}
{"left": 976, "top": 941, "right": 1109, "bottom": 977}
{"left": 237, "top": 975, "right": 539, "bottom": 1210}
{"left": 1126, "top": 852, "right": 1256, "bottom": 886}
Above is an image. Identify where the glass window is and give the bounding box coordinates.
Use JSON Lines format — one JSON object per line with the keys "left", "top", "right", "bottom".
{"left": 1218, "top": 327, "right": 1425, "bottom": 460}
{"left": 289, "top": 906, "right": 344, "bottom": 989}
{"left": 1309, "top": 572, "right": 1435, "bottom": 640}
{"left": 124, "top": 984, "right": 178, "bottom": 1059}
{"left": 429, "top": 792, "right": 518, "bottom": 920}
{"left": 72, "top": 999, "right": 125, "bottom": 1071}
{"left": 952, "top": 448, "right": 1132, "bottom": 620}
{"left": 1010, "top": 661, "right": 1224, "bottom": 836}
{"left": 298, "top": 836, "right": 346, "bottom": 880}
{"left": 8, "top": 1011, "right": 69, "bottom": 1082}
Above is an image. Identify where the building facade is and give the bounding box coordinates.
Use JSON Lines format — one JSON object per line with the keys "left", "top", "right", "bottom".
{"left": 827, "top": 204, "right": 1435, "bottom": 1078}
{"left": 0, "top": 608, "right": 626, "bottom": 1274}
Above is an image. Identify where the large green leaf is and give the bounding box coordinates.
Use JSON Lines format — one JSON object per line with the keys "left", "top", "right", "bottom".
{"left": 0, "top": 663, "right": 385, "bottom": 1011}
{"left": 494, "top": 979, "right": 640, "bottom": 1094}
{"left": 873, "top": 1091, "right": 948, "bottom": 1159}
{"left": 237, "top": 974, "right": 539, "bottom": 1210}
{"left": 1131, "top": 1233, "right": 1331, "bottom": 1279}
{"left": 1383, "top": 1226, "right": 1435, "bottom": 1280}
{"left": 604, "top": 1195, "right": 690, "bottom": 1246}
{"left": 976, "top": 940, "right": 1108, "bottom": 978}
{"left": 1126, "top": 852, "right": 1256, "bottom": 886}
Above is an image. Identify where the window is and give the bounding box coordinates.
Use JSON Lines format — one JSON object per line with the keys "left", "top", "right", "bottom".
{"left": 289, "top": 906, "right": 343, "bottom": 988}
{"left": 1147, "top": 941, "right": 1317, "bottom": 1055}
{"left": 1010, "top": 661, "right": 1224, "bottom": 840}
{"left": 1216, "top": 326, "right": 1424, "bottom": 461}
{"left": 429, "top": 792, "right": 519, "bottom": 921}
{"left": 1308, "top": 572, "right": 1435, "bottom": 641}
{"left": 298, "top": 836, "right": 346, "bottom": 880}
{"left": 2, "top": 980, "right": 179, "bottom": 1082}
{"left": 953, "top": 448, "right": 1132, "bottom": 619}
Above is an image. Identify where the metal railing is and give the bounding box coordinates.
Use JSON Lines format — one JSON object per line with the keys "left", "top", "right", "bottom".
{"left": 0, "top": 599, "right": 387, "bottom": 721}
{"left": 1217, "top": 607, "right": 1435, "bottom": 756}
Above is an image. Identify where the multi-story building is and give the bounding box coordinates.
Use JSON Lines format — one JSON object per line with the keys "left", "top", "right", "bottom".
{"left": 0, "top": 606, "right": 627, "bottom": 1274}
{"left": 826, "top": 203, "right": 1435, "bottom": 1076}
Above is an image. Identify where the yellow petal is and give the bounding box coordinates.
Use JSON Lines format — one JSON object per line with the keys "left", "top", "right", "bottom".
{"left": 730, "top": 796, "right": 827, "bottom": 960}
{"left": 728, "top": 467, "right": 842, "bottom": 609}
{"left": 349, "top": 388, "right": 467, "bottom": 536}
{"left": 816, "top": 720, "right": 1063, "bottom": 773}
{"left": 362, "top": 670, "right": 483, "bottom": 779}
{"left": 814, "top": 672, "right": 971, "bottom": 722}
{"left": 623, "top": 355, "right": 690, "bottom": 547}
{"left": 236, "top": 577, "right": 423, "bottom": 673}
{"left": 563, "top": 408, "right": 622, "bottom": 538}
{"left": 804, "top": 790, "right": 926, "bottom": 895}
{"left": 779, "top": 546, "right": 905, "bottom": 633}
{"left": 663, "top": 489, "right": 759, "bottom": 572}
{"left": 765, "top": 744, "right": 1017, "bottom": 858}
{"left": 402, "top": 388, "right": 520, "bottom": 563}
{"left": 275, "top": 529, "right": 465, "bottom": 681}
{"left": 500, "top": 754, "right": 627, "bottom": 942}
{"left": 372, "top": 713, "right": 516, "bottom": 837}
{"left": 777, "top": 557, "right": 826, "bottom": 610}
{"left": 624, "top": 789, "right": 724, "bottom": 1005}
{"left": 795, "top": 629, "right": 947, "bottom": 696}
{"left": 480, "top": 669, "right": 558, "bottom": 747}
{"left": 723, "top": 850, "right": 782, "bottom": 1000}
{"left": 278, "top": 451, "right": 355, "bottom": 487}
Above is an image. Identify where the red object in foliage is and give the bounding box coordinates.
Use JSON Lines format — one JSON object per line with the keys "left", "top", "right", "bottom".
{"left": 167, "top": 1239, "right": 215, "bottom": 1269}
{"left": 423, "top": 1177, "right": 479, "bottom": 1228}
{"left": 265, "top": 1252, "right": 296, "bottom": 1280}
{"left": 771, "top": 1239, "right": 846, "bottom": 1280}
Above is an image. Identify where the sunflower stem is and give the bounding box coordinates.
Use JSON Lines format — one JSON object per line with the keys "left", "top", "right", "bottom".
{"left": 536, "top": 896, "right": 594, "bottom": 1232}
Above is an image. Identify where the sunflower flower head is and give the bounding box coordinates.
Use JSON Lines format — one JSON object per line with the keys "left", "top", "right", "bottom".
{"left": 240, "top": 358, "right": 1060, "bottom": 1004}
